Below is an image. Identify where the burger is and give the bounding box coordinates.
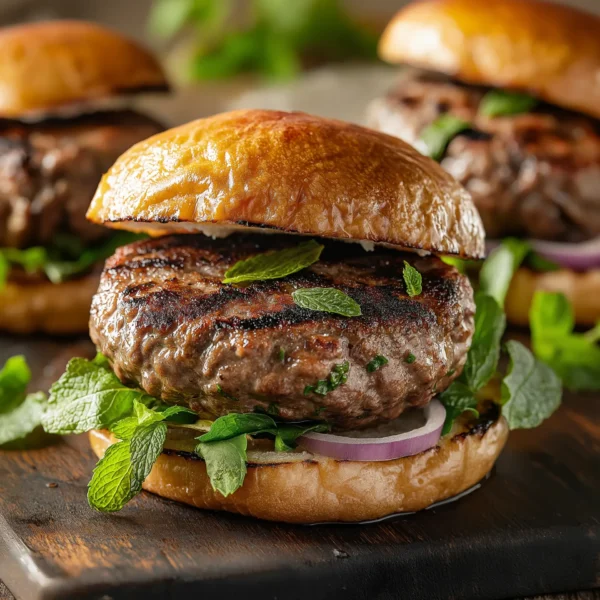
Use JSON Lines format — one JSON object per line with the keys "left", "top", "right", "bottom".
{"left": 34, "top": 110, "right": 560, "bottom": 523}
{"left": 0, "top": 20, "right": 168, "bottom": 334}
{"left": 368, "top": 0, "right": 600, "bottom": 327}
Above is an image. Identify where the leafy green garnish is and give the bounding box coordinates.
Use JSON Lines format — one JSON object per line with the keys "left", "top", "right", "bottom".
{"left": 405, "top": 353, "right": 416, "bottom": 364}
{"left": 195, "top": 435, "right": 247, "bottom": 497}
{"left": 402, "top": 261, "right": 422, "bottom": 297}
{"left": 0, "top": 392, "right": 47, "bottom": 447}
{"left": 42, "top": 358, "right": 151, "bottom": 435}
{"left": 149, "top": 0, "right": 378, "bottom": 82}
{"left": 87, "top": 440, "right": 138, "bottom": 512}
{"left": 530, "top": 292, "right": 600, "bottom": 391}
{"left": 86, "top": 397, "right": 192, "bottom": 511}
{"left": 274, "top": 422, "right": 329, "bottom": 451}
{"left": 198, "top": 413, "right": 277, "bottom": 443}
{"left": 460, "top": 293, "right": 506, "bottom": 391}
{"left": 419, "top": 114, "right": 472, "bottom": 161}
{"left": 438, "top": 382, "right": 478, "bottom": 436}
{"left": 525, "top": 251, "right": 560, "bottom": 273}
{"left": 292, "top": 287, "right": 361, "bottom": 316}
{"left": 0, "top": 355, "right": 32, "bottom": 414}
{"left": 366, "top": 355, "right": 388, "bottom": 373}
{"left": 223, "top": 240, "right": 323, "bottom": 284}
{"left": 0, "top": 356, "right": 48, "bottom": 446}
{"left": 0, "top": 232, "right": 144, "bottom": 289}
{"left": 304, "top": 361, "right": 349, "bottom": 396}
{"left": 0, "top": 247, "right": 47, "bottom": 287}
{"left": 480, "top": 238, "right": 530, "bottom": 306}
{"left": 194, "top": 411, "right": 330, "bottom": 495}
{"left": 479, "top": 90, "right": 538, "bottom": 118}
{"left": 501, "top": 340, "right": 562, "bottom": 429}
{"left": 439, "top": 289, "right": 562, "bottom": 433}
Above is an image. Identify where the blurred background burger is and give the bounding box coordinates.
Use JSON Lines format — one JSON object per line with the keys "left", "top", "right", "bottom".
{"left": 368, "top": 0, "right": 600, "bottom": 328}
{"left": 0, "top": 20, "right": 168, "bottom": 334}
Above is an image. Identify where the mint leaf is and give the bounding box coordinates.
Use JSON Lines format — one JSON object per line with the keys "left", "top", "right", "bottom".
{"left": 366, "top": 355, "right": 388, "bottom": 373}
{"left": 0, "top": 247, "right": 47, "bottom": 288}
{"left": 159, "top": 405, "right": 198, "bottom": 423}
{"left": 292, "top": 288, "right": 361, "bottom": 316}
{"left": 419, "top": 114, "right": 472, "bottom": 161}
{"left": 130, "top": 422, "right": 167, "bottom": 484}
{"left": 460, "top": 293, "right": 506, "bottom": 391}
{"left": 501, "top": 340, "right": 562, "bottom": 429}
{"left": 196, "top": 434, "right": 247, "bottom": 497}
{"left": 479, "top": 90, "right": 538, "bottom": 118}
{"left": 304, "top": 361, "right": 349, "bottom": 396}
{"left": 402, "top": 261, "right": 422, "bottom": 297}
{"left": 198, "top": 413, "right": 277, "bottom": 443}
{"left": 0, "top": 232, "right": 143, "bottom": 289}
{"left": 275, "top": 422, "right": 330, "bottom": 452}
{"left": 43, "top": 358, "right": 150, "bottom": 434}
{"left": 43, "top": 232, "right": 145, "bottom": 284}
{"left": 526, "top": 251, "right": 560, "bottom": 273}
{"left": 480, "top": 238, "right": 530, "bottom": 306}
{"left": 0, "top": 391, "right": 47, "bottom": 446}
{"left": 223, "top": 240, "right": 323, "bottom": 284}
{"left": 88, "top": 418, "right": 168, "bottom": 511}
{"left": 439, "top": 382, "right": 478, "bottom": 436}
{"left": 530, "top": 292, "right": 600, "bottom": 390}
{"left": 87, "top": 441, "right": 136, "bottom": 512}
{"left": 0, "top": 355, "right": 31, "bottom": 413}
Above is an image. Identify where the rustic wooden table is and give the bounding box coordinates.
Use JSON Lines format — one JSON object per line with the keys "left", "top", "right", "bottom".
{"left": 0, "top": 335, "right": 598, "bottom": 600}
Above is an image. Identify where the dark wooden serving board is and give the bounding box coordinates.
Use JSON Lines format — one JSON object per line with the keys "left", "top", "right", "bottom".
{"left": 0, "top": 336, "right": 598, "bottom": 600}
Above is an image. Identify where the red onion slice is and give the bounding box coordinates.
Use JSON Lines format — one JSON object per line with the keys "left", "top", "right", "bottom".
{"left": 486, "top": 237, "right": 600, "bottom": 271}
{"left": 298, "top": 400, "right": 446, "bottom": 462}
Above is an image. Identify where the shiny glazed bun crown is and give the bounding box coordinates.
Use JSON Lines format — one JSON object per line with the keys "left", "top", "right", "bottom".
{"left": 379, "top": 0, "right": 600, "bottom": 119}
{"left": 0, "top": 20, "right": 168, "bottom": 118}
{"left": 87, "top": 109, "right": 485, "bottom": 259}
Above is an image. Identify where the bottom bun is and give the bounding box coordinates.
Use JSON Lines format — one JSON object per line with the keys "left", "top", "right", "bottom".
{"left": 0, "top": 272, "right": 99, "bottom": 334}
{"left": 89, "top": 407, "right": 508, "bottom": 523}
{"left": 505, "top": 267, "right": 600, "bottom": 327}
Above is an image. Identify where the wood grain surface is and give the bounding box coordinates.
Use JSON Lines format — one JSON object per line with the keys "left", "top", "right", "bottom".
{"left": 0, "top": 336, "right": 598, "bottom": 600}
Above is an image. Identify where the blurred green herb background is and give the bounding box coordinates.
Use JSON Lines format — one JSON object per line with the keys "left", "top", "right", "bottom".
{"left": 148, "top": 0, "right": 379, "bottom": 81}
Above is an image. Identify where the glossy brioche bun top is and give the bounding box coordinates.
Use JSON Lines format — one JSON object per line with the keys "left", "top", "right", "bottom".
{"left": 379, "top": 0, "right": 600, "bottom": 119}
{"left": 87, "top": 109, "right": 485, "bottom": 259}
{"left": 0, "top": 20, "right": 168, "bottom": 118}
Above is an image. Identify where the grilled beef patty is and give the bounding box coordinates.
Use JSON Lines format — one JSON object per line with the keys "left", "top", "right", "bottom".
{"left": 0, "top": 110, "right": 162, "bottom": 248}
{"left": 368, "top": 70, "right": 600, "bottom": 243}
{"left": 90, "top": 234, "right": 475, "bottom": 430}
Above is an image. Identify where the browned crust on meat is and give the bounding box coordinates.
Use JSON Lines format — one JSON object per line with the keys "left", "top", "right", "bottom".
{"left": 0, "top": 271, "right": 98, "bottom": 334}
{"left": 86, "top": 109, "right": 485, "bottom": 259}
{"left": 0, "top": 20, "right": 168, "bottom": 118}
{"left": 90, "top": 235, "right": 475, "bottom": 429}
{"left": 379, "top": 0, "right": 600, "bottom": 119}
{"left": 88, "top": 404, "right": 508, "bottom": 523}
{"left": 505, "top": 267, "right": 600, "bottom": 327}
